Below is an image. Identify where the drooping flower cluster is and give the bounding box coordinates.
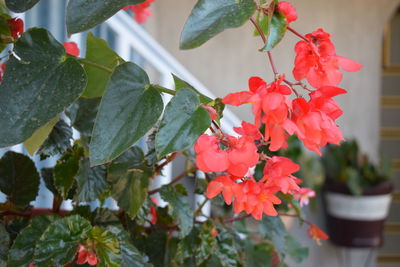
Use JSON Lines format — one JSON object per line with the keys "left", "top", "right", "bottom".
{"left": 123, "top": 0, "right": 155, "bottom": 24}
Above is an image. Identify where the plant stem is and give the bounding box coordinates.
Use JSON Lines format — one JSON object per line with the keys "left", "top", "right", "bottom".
{"left": 224, "top": 214, "right": 251, "bottom": 223}
{"left": 76, "top": 58, "right": 114, "bottom": 73}
{"left": 194, "top": 198, "right": 209, "bottom": 216}
{"left": 151, "top": 84, "right": 176, "bottom": 96}
{"left": 287, "top": 26, "right": 309, "bottom": 42}
{"left": 148, "top": 167, "right": 197, "bottom": 195}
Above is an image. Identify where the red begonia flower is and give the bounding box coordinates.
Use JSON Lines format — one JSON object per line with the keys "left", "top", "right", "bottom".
{"left": 277, "top": 1, "right": 298, "bottom": 23}
{"left": 76, "top": 244, "right": 98, "bottom": 266}
{"left": 123, "top": 0, "right": 154, "bottom": 24}
{"left": 206, "top": 174, "right": 237, "bottom": 205}
{"left": 63, "top": 42, "right": 80, "bottom": 57}
{"left": 293, "top": 187, "right": 316, "bottom": 207}
{"left": 194, "top": 134, "right": 229, "bottom": 173}
{"left": 233, "top": 121, "right": 262, "bottom": 140}
{"left": 308, "top": 224, "right": 329, "bottom": 245}
{"left": 201, "top": 104, "right": 218, "bottom": 120}
{"left": 7, "top": 18, "right": 24, "bottom": 39}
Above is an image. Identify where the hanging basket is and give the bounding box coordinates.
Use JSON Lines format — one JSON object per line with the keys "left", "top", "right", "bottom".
{"left": 323, "top": 180, "right": 393, "bottom": 248}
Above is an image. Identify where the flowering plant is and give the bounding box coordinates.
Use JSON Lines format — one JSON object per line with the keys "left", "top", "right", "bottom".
{"left": 0, "top": 0, "right": 361, "bottom": 266}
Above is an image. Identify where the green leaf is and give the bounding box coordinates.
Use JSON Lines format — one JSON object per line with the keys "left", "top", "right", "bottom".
{"left": 155, "top": 89, "right": 211, "bottom": 159}
{"left": 87, "top": 226, "right": 122, "bottom": 267}
{"left": 346, "top": 167, "right": 362, "bottom": 195}
{"left": 34, "top": 215, "right": 92, "bottom": 266}
{"left": 244, "top": 241, "right": 273, "bottom": 267}
{"left": 38, "top": 119, "right": 73, "bottom": 157}
{"left": 172, "top": 74, "right": 212, "bottom": 104}
{"left": 285, "top": 235, "right": 308, "bottom": 263}
{"left": 0, "top": 28, "right": 86, "bottom": 148}
{"left": 261, "top": 12, "right": 287, "bottom": 52}
{"left": 108, "top": 226, "right": 152, "bottom": 267}
{"left": 54, "top": 144, "right": 85, "bottom": 199}
{"left": 0, "top": 222, "right": 9, "bottom": 266}
{"left": 107, "top": 147, "right": 151, "bottom": 218}
{"left": 75, "top": 158, "right": 108, "bottom": 202}
{"left": 66, "top": 0, "right": 145, "bottom": 34}
{"left": 5, "top": 0, "right": 40, "bottom": 12}
{"left": 259, "top": 216, "right": 286, "bottom": 260}
{"left": 7, "top": 214, "right": 58, "bottom": 267}
{"left": 160, "top": 184, "right": 193, "bottom": 237}
{"left": 215, "top": 229, "right": 240, "bottom": 267}
{"left": 180, "top": 0, "right": 256, "bottom": 49}
{"left": 82, "top": 33, "right": 122, "bottom": 97}
{"left": 0, "top": 151, "right": 40, "bottom": 208}
{"left": 23, "top": 115, "right": 59, "bottom": 155}
{"left": 90, "top": 62, "right": 163, "bottom": 165}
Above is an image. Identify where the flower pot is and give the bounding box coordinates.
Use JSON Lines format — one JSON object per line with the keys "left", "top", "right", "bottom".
{"left": 323, "top": 180, "right": 393, "bottom": 247}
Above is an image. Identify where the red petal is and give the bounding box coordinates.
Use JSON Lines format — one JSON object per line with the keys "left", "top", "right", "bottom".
{"left": 249, "top": 76, "right": 267, "bottom": 93}
{"left": 63, "top": 42, "right": 80, "bottom": 57}
{"left": 337, "top": 56, "right": 363, "bottom": 72}
{"left": 206, "top": 181, "right": 224, "bottom": 199}
{"left": 222, "top": 91, "right": 253, "bottom": 106}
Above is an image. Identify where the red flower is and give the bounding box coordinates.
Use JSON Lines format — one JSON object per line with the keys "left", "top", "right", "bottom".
{"left": 292, "top": 29, "right": 362, "bottom": 88}
{"left": 233, "top": 121, "right": 262, "bottom": 140}
{"left": 63, "top": 42, "right": 80, "bottom": 56}
{"left": 293, "top": 187, "right": 316, "bottom": 207}
{"left": 308, "top": 224, "right": 329, "bottom": 245}
{"left": 194, "top": 134, "right": 229, "bottom": 173}
{"left": 201, "top": 104, "right": 218, "bottom": 120}
{"left": 261, "top": 156, "right": 300, "bottom": 194}
{"left": 7, "top": 18, "right": 24, "bottom": 39}
{"left": 277, "top": 1, "right": 297, "bottom": 23}
{"left": 206, "top": 174, "right": 237, "bottom": 205}
{"left": 123, "top": 0, "right": 154, "bottom": 24}
{"left": 150, "top": 197, "right": 158, "bottom": 224}
{"left": 76, "top": 244, "right": 98, "bottom": 266}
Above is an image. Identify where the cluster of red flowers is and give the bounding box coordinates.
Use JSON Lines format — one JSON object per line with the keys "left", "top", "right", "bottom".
{"left": 123, "top": 0, "right": 154, "bottom": 24}
{"left": 194, "top": 1, "right": 362, "bottom": 223}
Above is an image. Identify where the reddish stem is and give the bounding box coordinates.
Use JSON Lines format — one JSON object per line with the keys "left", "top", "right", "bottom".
{"left": 148, "top": 167, "right": 197, "bottom": 195}
{"left": 287, "top": 26, "right": 309, "bottom": 42}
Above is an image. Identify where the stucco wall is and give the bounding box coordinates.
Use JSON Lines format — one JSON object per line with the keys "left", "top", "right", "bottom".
{"left": 148, "top": 1, "right": 400, "bottom": 266}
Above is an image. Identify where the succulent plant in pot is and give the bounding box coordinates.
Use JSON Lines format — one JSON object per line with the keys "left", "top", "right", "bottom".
{"left": 321, "top": 139, "right": 393, "bottom": 247}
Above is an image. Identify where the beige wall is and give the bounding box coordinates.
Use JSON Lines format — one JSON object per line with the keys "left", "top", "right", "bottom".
{"left": 150, "top": 0, "right": 400, "bottom": 161}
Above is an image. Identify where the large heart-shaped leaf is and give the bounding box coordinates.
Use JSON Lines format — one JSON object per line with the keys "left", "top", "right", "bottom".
{"left": 66, "top": 0, "right": 145, "bottom": 34}
{"left": 90, "top": 62, "right": 163, "bottom": 165}
{"left": 107, "top": 147, "right": 151, "bottom": 218}
{"left": 0, "top": 151, "right": 40, "bottom": 208}
{"left": 0, "top": 28, "right": 86, "bottom": 148}
{"left": 155, "top": 89, "right": 211, "bottom": 159}
{"left": 7, "top": 214, "right": 58, "bottom": 267}
{"left": 261, "top": 12, "right": 287, "bottom": 52}
{"left": 34, "top": 215, "right": 92, "bottom": 266}
{"left": 180, "top": 0, "right": 256, "bottom": 49}
{"left": 75, "top": 158, "right": 108, "bottom": 202}
{"left": 5, "top": 0, "right": 41, "bottom": 12}
{"left": 82, "top": 33, "right": 122, "bottom": 98}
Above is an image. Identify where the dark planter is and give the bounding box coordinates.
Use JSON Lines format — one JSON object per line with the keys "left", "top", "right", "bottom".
{"left": 323, "top": 180, "right": 393, "bottom": 248}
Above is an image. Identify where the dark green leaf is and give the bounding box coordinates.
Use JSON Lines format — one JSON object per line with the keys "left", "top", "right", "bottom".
{"left": 66, "top": 0, "right": 145, "bottom": 34}
{"left": 90, "top": 62, "right": 163, "bottom": 165}
{"left": 5, "top": 0, "right": 40, "bottom": 12}
{"left": 285, "top": 235, "right": 308, "bottom": 263}
{"left": 54, "top": 144, "right": 84, "bottom": 199}
{"left": 34, "top": 215, "right": 92, "bottom": 266}
{"left": 346, "top": 167, "right": 362, "bottom": 195}
{"left": 7, "top": 214, "right": 58, "bottom": 267}
{"left": 82, "top": 33, "right": 122, "bottom": 97}
{"left": 244, "top": 241, "right": 273, "bottom": 267}
{"left": 261, "top": 12, "right": 287, "bottom": 52}
{"left": 108, "top": 226, "right": 152, "bottom": 267}
{"left": 0, "top": 222, "right": 9, "bottom": 266}
{"left": 259, "top": 216, "right": 286, "bottom": 260}
{"left": 38, "top": 119, "right": 73, "bottom": 156}
{"left": 42, "top": 168, "right": 78, "bottom": 199}
{"left": 172, "top": 74, "right": 212, "bottom": 104}
{"left": 155, "top": 89, "right": 211, "bottom": 158}
{"left": 0, "top": 151, "right": 40, "bottom": 208}
{"left": 196, "top": 221, "right": 217, "bottom": 264}
{"left": 160, "top": 184, "right": 193, "bottom": 237}
{"left": 24, "top": 115, "right": 59, "bottom": 155}
{"left": 215, "top": 229, "right": 239, "bottom": 267}
{"left": 180, "top": 0, "right": 256, "bottom": 49}
{"left": 107, "top": 147, "right": 151, "bottom": 217}
{"left": 75, "top": 158, "right": 108, "bottom": 202}
{"left": 87, "top": 226, "right": 121, "bottom": 267}
{"left": 0, "top": 28, "right": 86, "bottom": 147}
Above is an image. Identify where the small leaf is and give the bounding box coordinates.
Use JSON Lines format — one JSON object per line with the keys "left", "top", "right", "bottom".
{"left": 82, "top": 33, "right": 122, "bottom": 97}
{"left": 75, "top": 158, "right": 108, "bottom": 202}
{"left": 87, "top": 226, "right": 122, "bottom": 267}
{"left": 107, "top": 147, "right": 151, "bottom": 218}
{"left": 259, "top": 216, "right": 287, "bottom": 260}
{"left": 90, "top": 62, "right": 163, "bottom": 165}
{"left": 7, "top": 214, "right": 58, "bottom": 267}
{"left": 24, "top": 115, "right": 59, "bottom": 155}
{"left": 160, "top": 184, "right": 193, "bottom": 237}
{"left": 0, "top": 151, "right": 40, "bottom": 208}
{"left": 172, "top": 74, "right": 213, "bottom": 104}
{"left": 54, "top": 144, "right": 85, "bottom": 199}
{"left": 66, "top": 0, "right": 145, "bottom": 34}
{"left": 180, "top": 0, "right": 256, "bottom": 49}
{"left": 155, "top": 89, "right": 211, "bottom": 159}
{"left": 261, "top": 12, "right": 287, "bottom": 52}
{"left": 0, "top": 28, "right": 86, "bottom": 148}
{"left": 285, "top": 235, "right": 309, "bottom": 263}
{"left": 34, "top": 215, "right": 92, "bottom": 266}
{"left": 346, "top": 167, "right": 362, "bottom": 195}
{"left": 38, "top": 120, "right": 73, "bottom": 157}
{"left": 5, "top": 0, "right": 40, "bottom": 12}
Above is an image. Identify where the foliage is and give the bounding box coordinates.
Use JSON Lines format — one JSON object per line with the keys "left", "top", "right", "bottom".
{"left": 0, "top": 0, "right": 360, "bottom": 266}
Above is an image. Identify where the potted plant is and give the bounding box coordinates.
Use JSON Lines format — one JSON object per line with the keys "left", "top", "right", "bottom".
{"left": 321, "top": 140, "right": 393, "bottom": 247}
